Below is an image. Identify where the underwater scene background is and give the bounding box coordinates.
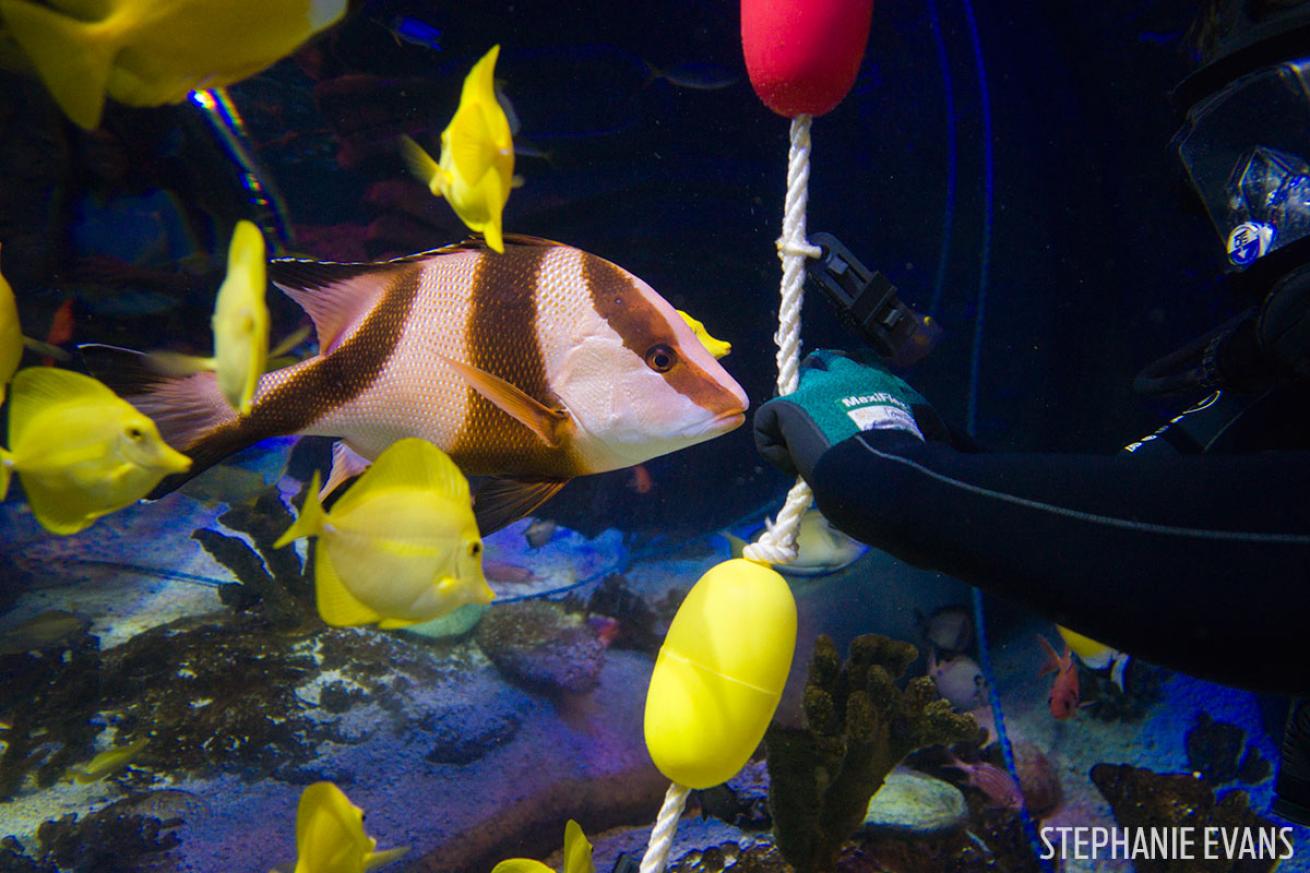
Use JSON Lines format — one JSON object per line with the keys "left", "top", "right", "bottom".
{"left": 1, "top": 0, "right": 1306, "bottom": 871}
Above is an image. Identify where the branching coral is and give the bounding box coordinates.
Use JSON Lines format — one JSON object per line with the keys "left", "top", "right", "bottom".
{"left": 765, "top": 634, "right": 978, "bottom": 873}
{"left": 191, "top": 488, "right": 315, "bottom": 627}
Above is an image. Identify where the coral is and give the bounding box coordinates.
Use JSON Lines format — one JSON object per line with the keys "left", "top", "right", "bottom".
{"left": 0, "top": 794, "right": 185, "bottom": 873}
{"left": 1082, "top": 661, "right": 1163, "bottom": 722}
{"left": 1091, "top": 763, "right": 1281, "bottom": 873}
{"left": 585, "top": 575, "right": 665, "bottom": 653}
{"left": 191, "top": 487, "right": 316, "bottom": 628}
{"left": 34, "top": 796, "right": 183, "bottom": 873}
{"left": 1238, "top": 747, "right": 1271, "bottom": 785}
{"left": 475, "top": 601, "right": 606, "bottom": 694}
{"left": 764, "top": 634, "right": 978, "bottom": 873}
{"left": 1186, "top": 712, "right": 1247, "bottom": 784}
{"left": 0, "top": 633, "right": 103, "bottom": 799}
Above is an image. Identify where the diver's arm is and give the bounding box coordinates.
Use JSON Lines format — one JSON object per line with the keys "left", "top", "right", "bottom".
{"left": 810, "top": 430, "right": 1310, "bottom": 693}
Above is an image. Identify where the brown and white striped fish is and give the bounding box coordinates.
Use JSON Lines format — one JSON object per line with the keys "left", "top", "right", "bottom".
{"left": 82, "top": 236, "right": 748, "bottom": 532}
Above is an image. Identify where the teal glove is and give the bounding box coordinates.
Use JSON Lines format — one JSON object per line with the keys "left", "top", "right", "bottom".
{"left": 754, "top": 349, "right": 940, "bottom": 480}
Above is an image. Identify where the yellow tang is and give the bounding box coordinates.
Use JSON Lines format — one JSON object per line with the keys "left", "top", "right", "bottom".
{"left": 275, "top": 438, "right": 495, "bottom": 629}
{"left": 145, "top": 221, "right": 269, "bottom": 415}
{"left": 0, "top": 0, "right": 348, "bottom": 129}
{"left": 0, "top": 368, "right": 192, "bottom": 535}
{"left": 400, "top": 45, "right": 514, "bottom": 252}
{"left": 491, "top": 819, "right": 594, "bottom": 873}
{"left": 677, "top": 310, "right": 731, "bottom": 359}
{"left": 293, "top": 782, "right": 408, "bottom": 873}
{"left": 0, "top": 250, "right": 20, "bottom": 404}
{"left": 68, "top": 736, "right": 149, "bottom": 783}
{"left": 212, "top": 221, "right": 269, "bottom": 414}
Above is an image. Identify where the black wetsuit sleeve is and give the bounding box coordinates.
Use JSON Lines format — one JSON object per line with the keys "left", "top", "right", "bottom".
{"left": 809, "top": 430, "right": 1310, "bottom": 693}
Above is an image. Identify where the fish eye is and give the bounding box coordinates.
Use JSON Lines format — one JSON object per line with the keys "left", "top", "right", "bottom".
{"left": 468, "top": 542, "right": 482, "bottom": 557}
{"left": 644, "top": 344, "right": 677, "bottom": 373}
{"left": 125, "top": 425, "right": 145, "bottom": 441}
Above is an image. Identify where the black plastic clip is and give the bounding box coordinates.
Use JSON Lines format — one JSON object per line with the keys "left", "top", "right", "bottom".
{"left": 805, "top": 232, "right": 941, "bottom": 368}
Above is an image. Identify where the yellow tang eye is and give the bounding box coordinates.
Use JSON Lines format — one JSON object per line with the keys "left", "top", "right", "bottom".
{"left": 644, "top": 344, "right": 677, "bottom": 373}
{"left": 125, "top": 425, "right": 145, "bottom": 441}
{"left": 468, "top": 542, "right": 482, "bottom": 557}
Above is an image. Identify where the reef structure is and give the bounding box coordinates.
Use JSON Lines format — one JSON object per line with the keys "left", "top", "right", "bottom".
{"left": 764, "top": 633, "right": 977, "bottom": 873}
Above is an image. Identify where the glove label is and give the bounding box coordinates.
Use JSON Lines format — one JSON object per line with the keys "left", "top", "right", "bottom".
{"left": 841, "top": 394, "right": 924, "bottom": 439}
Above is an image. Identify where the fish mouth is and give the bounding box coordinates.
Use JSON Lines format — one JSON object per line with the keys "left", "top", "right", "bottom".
{"left": 712, "top": 410, "right": 747, "bottom": 431}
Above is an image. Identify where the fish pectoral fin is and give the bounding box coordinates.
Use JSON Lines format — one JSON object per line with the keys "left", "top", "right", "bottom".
{"left": 473, "top": 477, "right": 569, "bottom": 536}
{"left": 438, "top": 354, "right": 568, "bottom": 447}
{"left": 313, "top": 546, "right": 383, "bottom": 627}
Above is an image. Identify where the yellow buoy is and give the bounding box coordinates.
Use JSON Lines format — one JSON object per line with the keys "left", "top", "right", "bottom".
{"left": 643, "top": 558, "right": 797, "bottom": 789}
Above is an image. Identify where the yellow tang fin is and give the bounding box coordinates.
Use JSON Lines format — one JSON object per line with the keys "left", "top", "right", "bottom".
{"left": 437, "top": 355, "right": 567, "bottom": 447}
{"left": 273, "top": 471, "right": 327, "bottom": 549}
{"left": 476, "top": 169, "right": 507, "bottom": 254}
{"left": 331, "top": 437, "right": 469, "bottom": 517}
{"left": 365, "top": 846, "right": 411, "bottom": 870}
{"left": 563, "top": 820, "right": 594, "bottom": 873}
{"left": 399, "top": 135, "right": 444, "bottom": 196}
{"left": 0, "top": 0, "right": 119, "bottom": 129}
{"left": 0, "top": 449, "right": 12, "bottom": 502}
{"left": 447, "top": 45, "right": 504, "bottom": 185}
{"left": 491, "top": 860, "right": 553, "bottom": 873}
{"left": 314, "top": 546, "right": 383, "bottom": 627}
{"left": 8, "top": 367, "right": 116, "bottom": 451}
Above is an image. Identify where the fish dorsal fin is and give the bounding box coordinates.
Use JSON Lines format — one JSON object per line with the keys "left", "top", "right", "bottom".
{"left": 563, "top": 820, "right": 594, "bottom": 873}
{"left": 268, "top": 259, "right": 403, "bottom": 353}
{"left": 321, "top": 441, "right": 372, "bottom": 500}
{"left": 8, "top": 368, "right": 115, "bottom": 450}
{"left": 1035, "top": 634, "right": 1062, "bottom": 676}
{"left": 314, "top": 547, "right": 384, "bottom": 627}
{"left": 331, "top": 438, "right": 468, "bottom": 518}
{"left": 473, "top": 477, "right": 568, "bottom": 535}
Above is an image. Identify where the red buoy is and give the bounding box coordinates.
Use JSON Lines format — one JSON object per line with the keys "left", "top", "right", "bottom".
{"left": 741, "top": 0, "right": 873, "bottom": 118}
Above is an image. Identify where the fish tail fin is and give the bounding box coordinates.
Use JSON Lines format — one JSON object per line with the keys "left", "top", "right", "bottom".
{"left": 274, "top": 472, "right": 325, "bottom": 548}
{"left": 398, "top": 135, "right": 442, "bottom": 195}
{"left": 0, "top": 0, "right": 116, "bottom": 129}
{"left": 80, "top": 343, "right": 270, "bottom": 495}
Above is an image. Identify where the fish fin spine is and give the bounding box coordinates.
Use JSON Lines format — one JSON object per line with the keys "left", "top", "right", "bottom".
{"left": 275, "top": 471, "right": 325, "bottom": 548}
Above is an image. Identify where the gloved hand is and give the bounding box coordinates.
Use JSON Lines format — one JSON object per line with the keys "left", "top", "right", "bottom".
{"left": 753, "top": 349, "right": 944, "bottom": 481}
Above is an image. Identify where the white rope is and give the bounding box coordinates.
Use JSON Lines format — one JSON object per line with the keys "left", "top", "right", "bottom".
{"left": 742, "top": 114, "right": 821, "bottom": 567}
{"left": 638, "top": 782, "right": 691, "bottom": 873}
{"left": 639, "top": 116, "right": 823, "bottom": 873}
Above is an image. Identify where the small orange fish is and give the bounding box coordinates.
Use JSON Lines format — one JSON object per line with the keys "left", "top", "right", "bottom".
{"left": 627, "top": 463, "right": 653, "bottom": 495}
{"left": 1037, "top": 634, "right": 1080, "bottom": 719}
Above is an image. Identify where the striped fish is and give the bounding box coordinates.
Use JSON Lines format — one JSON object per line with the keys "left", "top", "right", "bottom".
{"left": 83, "top": 236, "right": 747, "bottom": 532}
